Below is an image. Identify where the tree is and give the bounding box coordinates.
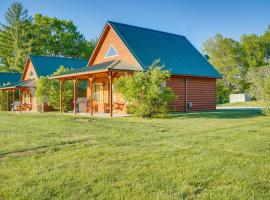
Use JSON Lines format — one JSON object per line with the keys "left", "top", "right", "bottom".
{"left": 35, "top": 76, "right": 51, "bottom": 112}
{"left": 202, "top": 34, "right": 244, "bottom": 103}
{"left": 35, "top": 66, "right": 74, "bottom": 112}
{"left": 246, "top": 66, "right": 270, "bottom": 115}
{"left": 115, "top": 60, "right": 175, "bottom": 118}
{"left": 241, "top": 34, "right": 268, "bottom": 69}
{"left": 32, "top": 14, "right": 94, "bottom": 59}
{"left": 0, "top": 2, "right": 33, "bottom": 72}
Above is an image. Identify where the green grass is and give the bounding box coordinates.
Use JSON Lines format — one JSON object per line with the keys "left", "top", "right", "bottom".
{"left": 217, "top": 101, "right": 263, "bottom": 107}
{"left": 0, "top": 110, "right": 270, "bottom": 199}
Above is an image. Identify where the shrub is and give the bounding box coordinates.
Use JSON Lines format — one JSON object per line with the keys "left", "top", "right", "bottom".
{"left": 115, "top": 60, "right": 175, "bottom": 118}
{"left": 36, "top": 66, "right": 75, "bottom": 112}
{"left": 246, "top": 66, "right": 270, "bottom": 115}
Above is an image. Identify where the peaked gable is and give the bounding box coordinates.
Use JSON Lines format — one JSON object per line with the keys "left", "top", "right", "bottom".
{"left": 88, "top": 24, "right": 141, "bottom": 69}
{"left": 22, "top": 58, "right": 39, "bottom": 81}
{"left": 22, "top": 55, "right": 88, "bottom": 80}
{"left": 108, "top": 21, "right": 221, "bottom": 78}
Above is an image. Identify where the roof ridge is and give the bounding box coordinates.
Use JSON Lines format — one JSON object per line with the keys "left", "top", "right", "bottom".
{"left": 29, "top": 55, "right": 88, "bottom": 61}
{"left": 108, "top": 21, "right": 186, "bottom": 39}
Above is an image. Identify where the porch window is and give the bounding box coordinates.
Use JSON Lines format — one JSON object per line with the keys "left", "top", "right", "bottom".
{"left": 93, "top": 83, "right": 104, "bottom": 103}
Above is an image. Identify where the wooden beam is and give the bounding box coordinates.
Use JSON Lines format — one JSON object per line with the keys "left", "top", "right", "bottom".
{"left": 112, "top": 72, "right": 118, "bottom": 78}
{"left": 88, "top": 75, "right": 94, "bottom": 116}
{"left": 6, "top": 91, "right": 9, "bottom": 111}
{"left": 12, "top": 90, "right": 15, "bottom": 112}
{"left": 108, "top": 71, "right": 113, "bottom": 118}
{"left": 1, "top": 91, "right": 3, "bottom": 111}
{"left": 29, "top": 91, "right": 32, "bottom": 110}
{"left": 73, "top": 77, "right": 77, "bottom": 115}
{"left": 19, "top": 89, "right": 22, "bottom": 114}
{"left": 59, "top": 79, "right": 63, "bottom": 114}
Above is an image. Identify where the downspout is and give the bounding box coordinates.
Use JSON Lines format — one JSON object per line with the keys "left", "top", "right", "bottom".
{"left": 185, "top": 78, "right": 188, "bottom": 112}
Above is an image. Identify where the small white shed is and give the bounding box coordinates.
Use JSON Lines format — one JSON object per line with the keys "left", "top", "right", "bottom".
{"left": 229, "top": 94, "right": 251, "bottom": 103}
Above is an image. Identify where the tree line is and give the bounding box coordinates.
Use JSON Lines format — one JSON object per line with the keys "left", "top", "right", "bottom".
{"left": 202, "top": 30, "right": 270, "bottom": 104}
{"left": 0, "top": 2, "right": 97, "bottom": 72}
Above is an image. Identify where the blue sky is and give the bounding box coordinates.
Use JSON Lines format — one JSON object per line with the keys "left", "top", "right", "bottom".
{"left": 0, "top": 0, "right": 270, "bottom": 50}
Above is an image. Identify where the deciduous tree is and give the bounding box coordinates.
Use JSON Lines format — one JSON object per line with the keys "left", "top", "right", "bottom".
{"left": 203, "top": 34, "right": 244, "bottom": 103}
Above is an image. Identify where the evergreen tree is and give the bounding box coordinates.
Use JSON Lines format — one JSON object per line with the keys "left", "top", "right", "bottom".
{"left": 0, "top": 2, "right": 33, "bottom": 72}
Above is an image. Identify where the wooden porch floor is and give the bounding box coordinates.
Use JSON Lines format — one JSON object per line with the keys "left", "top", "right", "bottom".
{"left": 10, "top": 111, "right": 131, "bottom": 118}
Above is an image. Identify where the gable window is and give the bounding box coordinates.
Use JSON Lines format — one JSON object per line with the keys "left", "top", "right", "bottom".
{"left": 104, "top": 44, "right": 118, "bottom": 58}
{"left": 93, "top": 83, "right": 104, "bottom": 103}
{"left": 28, "top": 71, "right": 34, "bottom": 79}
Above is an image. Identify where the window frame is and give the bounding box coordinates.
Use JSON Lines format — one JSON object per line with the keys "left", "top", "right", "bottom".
{"left": 104, "top": 44, "right": 119, "bottom": 58}
{"left": 93, "top": 83, "right": 103, "bottom": 103}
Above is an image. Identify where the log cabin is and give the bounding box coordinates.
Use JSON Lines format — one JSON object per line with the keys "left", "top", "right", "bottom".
{"left": 50, "top": 21, "right": 221, "bottom": 117}
{"left": 0, "top": 72, "right": 21, "bottom": 111}
{"left": 0, "top": 56, "right": 88, "bottom": 112}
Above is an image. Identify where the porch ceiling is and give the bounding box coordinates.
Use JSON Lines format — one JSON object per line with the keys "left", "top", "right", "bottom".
{"left": 49, "top": 60, "right": 139, "bottom": 80}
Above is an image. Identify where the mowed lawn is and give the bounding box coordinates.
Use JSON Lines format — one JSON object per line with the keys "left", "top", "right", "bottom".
{"left": 0, "top": 110, "right": 269, "bottom": 200}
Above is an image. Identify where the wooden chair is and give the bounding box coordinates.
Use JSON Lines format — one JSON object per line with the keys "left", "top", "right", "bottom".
{"left": 104, "top": 103, "right": 110, "bottom": 113}
{"left": 85, "top": 101, "right": 99, "bottom": 113}
{"left": 113, "top": 102, "right": 125, "bottom": 111}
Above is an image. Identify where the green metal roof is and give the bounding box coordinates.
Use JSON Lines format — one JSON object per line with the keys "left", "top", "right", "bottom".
{"left": 108, "top": 21, "right": 221, "bottom": 78}
{"left": 51, "top": 60, "right": 138, "bottom": 78}
{"left": 0, "top": 73, "right": 21, "bottom": 86}
{"left": 29, "top": 55, "right": 88, "bottom": 77}
{"left": 0, "top": 79, "right": 33, "bottom": 90}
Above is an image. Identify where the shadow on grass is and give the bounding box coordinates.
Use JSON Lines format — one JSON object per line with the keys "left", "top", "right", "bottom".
{"left": 169, "top": 109, "right": 263, "bottom": 119}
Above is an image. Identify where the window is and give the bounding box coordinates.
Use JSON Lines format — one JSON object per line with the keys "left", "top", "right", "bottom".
{"left": 28, "top": 71, "right": 34, "bottom": 79}
{"left": 93, "top": 83, "right": 103, "bottom": 103}
{"left": 104, "top": 44, "right": 118, "bottom": 58}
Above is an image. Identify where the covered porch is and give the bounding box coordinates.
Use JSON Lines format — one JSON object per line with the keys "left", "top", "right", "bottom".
{"left": 0, "top": 80, "right": 34, "bottom": 113}
{"left": 50, "top": 60, "right": 137, "bottom": 117}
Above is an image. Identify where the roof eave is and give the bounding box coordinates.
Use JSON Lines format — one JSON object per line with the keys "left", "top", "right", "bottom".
{"left": 49, "top": 69, "right": 109, "bottom": 80}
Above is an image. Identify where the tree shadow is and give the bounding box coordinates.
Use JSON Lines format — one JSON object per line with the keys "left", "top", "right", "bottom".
{"left": 169, "top": 109, "right": 263, "bottom": 119}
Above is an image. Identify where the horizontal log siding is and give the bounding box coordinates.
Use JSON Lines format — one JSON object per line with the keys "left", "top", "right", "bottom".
{"left": 167, "top": 77, "right": 186, "bottom": 112}
{"left": 168, "top": 76, "right": 216, "bottom": 112}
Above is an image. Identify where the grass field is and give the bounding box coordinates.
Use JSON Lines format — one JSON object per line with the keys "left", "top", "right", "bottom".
{"left": 0, "top": 110, "right": 270, "bottom": 199}
{"left": 217, "top": 101, "right": 264, "bottom": 108}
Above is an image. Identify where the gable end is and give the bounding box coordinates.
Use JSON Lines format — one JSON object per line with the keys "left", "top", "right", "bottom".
{"left": 88, "top": 22, "right": 142, "bottom": 70}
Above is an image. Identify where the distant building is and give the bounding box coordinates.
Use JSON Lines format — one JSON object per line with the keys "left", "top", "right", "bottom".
{"left": 229, "top": 94, "right": 251, "bottom": 103}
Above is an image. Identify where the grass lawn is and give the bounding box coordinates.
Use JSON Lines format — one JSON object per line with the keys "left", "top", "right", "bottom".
{"left": 0, "top": 110, "right": 270, "bottom": 199}
{"left": 217, "top": 101, "right": 264, "bottom": 108}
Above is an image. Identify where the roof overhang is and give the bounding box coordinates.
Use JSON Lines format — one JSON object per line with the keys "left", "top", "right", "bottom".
{"left": 49, "top": 60, "right": 139, "bottom": 80}
{"left": 0, "top": 79, "right": 34, "bottom": 91}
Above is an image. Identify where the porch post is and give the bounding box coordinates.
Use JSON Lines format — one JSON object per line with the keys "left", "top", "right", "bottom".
{"left": 1, "top": 91, "right": 3, "bottom": 111}
{"left": 59, "top": 79, "right": 63, "bottom": 114}
{"left": 6, "top": 91, "right": 9, "bottom": 111}
{"left": 12, "top": 90, "right": 15, "bottom": 112}
{"left": 19, "top": 89, "right": 22, "bottom": 114}
{"left": 88, "top": 75, "right": 93, "bottom": 116}
{"left": 108, "top": 71, "right": 113, "bottom": 118}
{"left": 73, "top": 77, "right": 77, "bottom": 115}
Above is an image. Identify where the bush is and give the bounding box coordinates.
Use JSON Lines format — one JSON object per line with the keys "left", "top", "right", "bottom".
{"left": 115, "top": 60, "right": 175, "bottom": 118}
{"left": 246, "top": 66, "right": 270, "bottom": 115}
{"left": 36, "top": 66, "right": 75, "bottom": 112}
